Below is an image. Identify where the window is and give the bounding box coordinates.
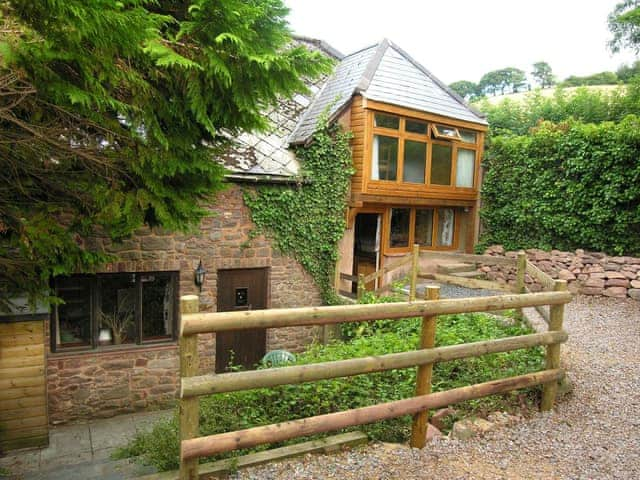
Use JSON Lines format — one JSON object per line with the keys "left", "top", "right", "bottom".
{"left": 415, "top": 209, "right": 434, "bottom": 246}
{"left": 431, "top": 144, "right": 453, "bottom": 185}
{"left": 389, "top": 208, "right": 411, "bottom": 248}
{"left": 403, "top": 140, "right": 426, "bottom": 183}
{"left": 456, "top": 148, "right": 475, "bottom": 188}
{"left": 432, "top": 124, "right": 462, "bottom": 141}
{"left": 372, "top": 135, "right": 398, "bottom": 181}
{"left": 369, "top": 111, "right": 479, "bottom": 190}
{"left": 52, "top": 271, "right": 178, "bottom": 352}
{"left": 386, "top": 207, "right": 457, "bottom": 251}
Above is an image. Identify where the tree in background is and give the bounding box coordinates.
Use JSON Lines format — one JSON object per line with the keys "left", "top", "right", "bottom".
{"left": 608, "top": 0, "right": 640, "bottom": 53}
{"left": 479, "top": 68, "right": 527, "bottom": 96}
{"left": 449, "top": 80, "right": 480, "bottom": 101}
{"left": 616, "top": 60, "right": 640, "bottom": 81}
{"left": 561, "top": 71, "right": 619, "bottom": 87}
{"left": 0, "top": 0, "right": 331, "bottom": 309}
{"left": 531, "top": 62, "right": 555, "bottom": 88}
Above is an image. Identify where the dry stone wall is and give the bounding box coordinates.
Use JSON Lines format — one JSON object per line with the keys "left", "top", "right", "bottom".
{"left": 482, "top": 245, "right": 640, "bottom": 300}
{"left": 46, "top": 184, "right": 322, "bottom": 424}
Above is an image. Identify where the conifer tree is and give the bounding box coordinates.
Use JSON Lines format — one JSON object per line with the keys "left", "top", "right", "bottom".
{"left": 0, "top": 0, "right": 331, "bottom": 308}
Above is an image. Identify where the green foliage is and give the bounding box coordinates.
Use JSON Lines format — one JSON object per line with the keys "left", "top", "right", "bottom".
{"left": 561, "top": 71, "right": 619, "bottom": 87}
{"left": 475, "top": 80, "right": 640, "bottom": 137}
{"left": 617, "top": 60, "right": 640, "bottom": 82}
{"left": 117, "top": 310, "right": 544, "bottom": 471}
{"left": 449, "top": 80, "right": 480, "bottom": 101}
{"left": 480, "top": 116, "right": 640, "bottom": 255}
{"left": 608, "top": 0, "right": 640, "bottom": 53}
{"left": 479, "top": 67, "right": 528, "bottom": 96}
{"left": 0, "top": 0, "right": 331, "bottom": 309}
{"left": 531, "top": 62, "right": 555, "bottom": 89}
{"left": 243, "top": 119, "right": 354, "bottom": 304}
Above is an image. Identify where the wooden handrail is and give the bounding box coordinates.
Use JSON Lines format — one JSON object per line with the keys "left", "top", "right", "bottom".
{"left": 419, "top": 250, "right": 517, "bottom": 266}
{"left": 339, "top": 273, "right": 358, "bottom": 282}
{"left": 180, "top": 291, "right": 572, "bottom": 335}
{"left": 181, "top": 331, "right": 568, "bottom": 398}
{"left": 181, "top": 369, "right": 563, "bottom": 460}
{"left": 526, "top": 260, "right": 556, "bottom": 291}
{"left": 362, "top": 253, "right": 413, "bottom": 284}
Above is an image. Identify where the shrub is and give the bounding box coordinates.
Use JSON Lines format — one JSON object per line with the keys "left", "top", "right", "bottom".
{"left": 480, "top": 116, "right": 640, "bottom": 255}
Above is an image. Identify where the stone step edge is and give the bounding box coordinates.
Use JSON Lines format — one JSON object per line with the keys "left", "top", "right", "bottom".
{"left": 437, "top": 263, "right": 477, "bottom": 274}
{"left": 136, "top": 431, "right": 369, "bottom": 479}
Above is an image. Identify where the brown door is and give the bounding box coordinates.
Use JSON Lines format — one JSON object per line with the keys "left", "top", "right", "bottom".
{"left": 215, "top": 268, "right": 268, "bottom": 373}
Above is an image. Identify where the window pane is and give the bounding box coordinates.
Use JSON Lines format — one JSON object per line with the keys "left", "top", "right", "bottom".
{"left": 456, "top": 148, "right": 476, "bottom": 188}
{"left": 415, "top": 209, "right": 434, "bottom": 246}
{"left": 98, "top": 274, "right": 136, "bottom": 345}
{"left": 141, "top": 273, "right": 175, "bottom": 341}
{"left": 405, "top": 119, "right": 428, "bottom": 134}
{"left": 437, "top": 208, "right": 456, "bottom": 247}
{"left": 431, "top": 144, "right": 452, "bottom": 185}
{"left": 389, "top": 208, "right": 410, "bottom": 248}
{"left": 372, "top": 135, "right": 398, "bottom": 181}
{"left": 403, "top": 140, "right": 426, "bottom": 183}
{"left": 374, "top": 113, "right": 399, "bottom": 129}
{"left": 433, "top": 125, "right": 461, "bottom": 140}
{"left": 460, "top": 130, "right": 477, "bottom": 143}
{"left": 56, "top": 277, "right": 92, "bottom": 348}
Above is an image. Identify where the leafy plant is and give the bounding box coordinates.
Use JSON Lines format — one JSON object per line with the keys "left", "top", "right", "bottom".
{"left": 244, "top": 118, "right": 354, "bottom": 304}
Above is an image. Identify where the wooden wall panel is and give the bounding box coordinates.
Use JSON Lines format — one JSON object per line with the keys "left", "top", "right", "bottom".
{"left": 349, "top": 95, "right": 366, "bottom": 195}
{"left": 0, "top": 320, "right": 48, "bottom": 451}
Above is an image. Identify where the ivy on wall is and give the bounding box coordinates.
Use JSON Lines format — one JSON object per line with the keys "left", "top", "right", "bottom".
{"left": 244, "top": 120, "right": 354, "bottom": 304}
{"left": 480, "top": 115, "right": 640, "bottom": 255}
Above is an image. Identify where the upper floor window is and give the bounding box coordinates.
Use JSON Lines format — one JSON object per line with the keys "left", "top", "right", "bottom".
{"left": 52, "top": 271, "right": 178, "bottom": 352}
{"left": 370, "top": 111, "right": 478, "bottom": 189}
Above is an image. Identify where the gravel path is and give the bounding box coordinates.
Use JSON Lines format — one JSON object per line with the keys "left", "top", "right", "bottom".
{"left": 231, "top": 295, "right": 640, "bottom": 479}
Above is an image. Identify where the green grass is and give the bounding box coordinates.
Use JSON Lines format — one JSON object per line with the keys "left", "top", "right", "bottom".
{"left": 115, "top": 308, "right": 544, "bottom": 471}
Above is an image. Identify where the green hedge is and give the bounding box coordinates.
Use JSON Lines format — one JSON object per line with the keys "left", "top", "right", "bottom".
{"left": 480, "top": 115, "right": 640, "bottom": 255}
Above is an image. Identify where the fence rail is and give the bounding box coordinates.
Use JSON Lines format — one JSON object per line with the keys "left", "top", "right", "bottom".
{"left": 176, "top": 279, "right": 571, "bottom": 479}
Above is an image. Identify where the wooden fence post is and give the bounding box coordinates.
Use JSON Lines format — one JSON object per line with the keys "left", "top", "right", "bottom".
{"left": 410, "top": 285, "right": 440, "bottom": 448}
{"left": 541, "top": 280, "right": 567, "bottom": 411}
{"left": 409, "top": 244, "right": 420, "bottom": 301}
{"left": 357, "top": 273, "right": 365, "bottom": 301}
{"left": 515, "top": 251, "right": 527, "bottom": 319}
{"left": 179, "top": 295, "right": 200, "bottom": 480}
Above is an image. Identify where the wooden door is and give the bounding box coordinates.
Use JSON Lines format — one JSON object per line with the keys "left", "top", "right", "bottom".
{"left": 215, "top": 268, "right": 268, "bottom": 373}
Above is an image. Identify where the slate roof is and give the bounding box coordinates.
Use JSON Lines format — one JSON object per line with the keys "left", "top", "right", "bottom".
{"left": 289, "top": 39, "right": 487, "bottom": 145}
{"left": 218, "top": 37, "right": 342, "bottom": 180}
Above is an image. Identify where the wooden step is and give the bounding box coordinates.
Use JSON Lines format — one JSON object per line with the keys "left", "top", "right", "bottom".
{"left": 437, "top": 263, "right": 477, "bottom": 274}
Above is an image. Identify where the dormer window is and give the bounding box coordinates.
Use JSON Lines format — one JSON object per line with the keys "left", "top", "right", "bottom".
{"left": 432, "top": 124, "right": 462, "bottom": 141}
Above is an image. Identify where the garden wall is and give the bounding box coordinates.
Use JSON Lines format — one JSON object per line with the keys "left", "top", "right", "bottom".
{"left": 46, "top": 184, "right": 322, "bottom": 424}
{"left": 482, "top": 245, "right": 640, "bottom": 300}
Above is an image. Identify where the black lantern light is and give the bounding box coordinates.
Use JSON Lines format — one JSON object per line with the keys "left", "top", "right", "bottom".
{"left": 194, "top": 260, "right": 207, "bottom": 291}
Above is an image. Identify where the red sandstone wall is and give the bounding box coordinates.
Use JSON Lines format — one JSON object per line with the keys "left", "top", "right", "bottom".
{"left": 46, "top": 185, "right": 323, "bottom": 424}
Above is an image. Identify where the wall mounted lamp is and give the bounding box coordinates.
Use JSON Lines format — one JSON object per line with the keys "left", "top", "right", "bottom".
{"left": 194, "top": 260, "right": 207, "bottom": 291}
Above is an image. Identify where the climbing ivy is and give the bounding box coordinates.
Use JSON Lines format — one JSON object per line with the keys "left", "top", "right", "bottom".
{"left": 244, "top": 119, "right": 354, "bottom": 304}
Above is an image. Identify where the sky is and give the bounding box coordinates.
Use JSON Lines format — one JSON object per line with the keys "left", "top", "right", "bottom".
{"left": 284, "top": 0, "right": 638, "bottom": 85}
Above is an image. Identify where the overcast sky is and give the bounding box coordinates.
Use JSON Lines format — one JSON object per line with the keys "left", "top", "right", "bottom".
{"left": 284, "top": 0, "right": 638, "bottom": 85}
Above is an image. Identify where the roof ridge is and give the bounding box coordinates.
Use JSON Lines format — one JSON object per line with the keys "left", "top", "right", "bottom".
{"left": 291, "top": 34, "right": 344, "bottom": 60}
{"left": 355, "top": 39, "right": 389, "bottom": 93}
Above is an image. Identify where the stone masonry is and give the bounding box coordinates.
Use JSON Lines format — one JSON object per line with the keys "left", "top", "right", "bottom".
{"left": 482, "top": 245, "right": 640, "bottom": 300}
{"left": 46, "top": 184, "right": 323, "bottom": 424}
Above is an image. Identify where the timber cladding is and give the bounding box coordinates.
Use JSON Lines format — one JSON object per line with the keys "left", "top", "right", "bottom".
{"left": 0, "top": 320, "right": 48, "bottom": 451}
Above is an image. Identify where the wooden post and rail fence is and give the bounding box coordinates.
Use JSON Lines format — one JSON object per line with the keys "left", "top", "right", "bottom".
{"left": 175, "top": 275, "right": 571, "bottom": 479}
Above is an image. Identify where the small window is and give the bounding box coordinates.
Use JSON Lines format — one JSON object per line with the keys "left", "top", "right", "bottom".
{"left": 372, "top": 135, "right": 398, "bottom": 181}
{"left": 374, "top": 113, "right": 400, "bottom": 129}
{"left": 456, "top": 148, "right": 475, "bottom": 188}
{"left": 403, "top": 140, "right": 426, "bottom": 183}
{"left": 436, "top": 208, "right": 456, "bottom": 247}
{"left": 415, "top": 209, "right": 434, "bottom": 246}
{"left": 389, "top": 208, "right": 410, "bottom": 248}
{"left": 460, "top": 130, "right": 477, "bottom": 144}
{"left": 431, "top": 144, "right": 453, "bottom": 185}
{"left": 53, "top": 271, "right": 178, "bottom": 351}
{"left": 432, "top": 124, "right": 462, "bottom": 141}
{"left": 405, "top": 119, "right": 428, "bottom": 134}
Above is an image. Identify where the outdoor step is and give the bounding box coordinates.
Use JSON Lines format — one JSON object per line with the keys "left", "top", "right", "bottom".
{"left": 449, "top": 270, "right": 486, "bottom": 279}
{"left": 437, "top": 263, "right": 477, "bottom": 274}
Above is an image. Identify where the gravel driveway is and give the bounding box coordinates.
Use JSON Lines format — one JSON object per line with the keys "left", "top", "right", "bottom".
{"left": 231, "top": 295, "right": 640, "bottom": 479}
